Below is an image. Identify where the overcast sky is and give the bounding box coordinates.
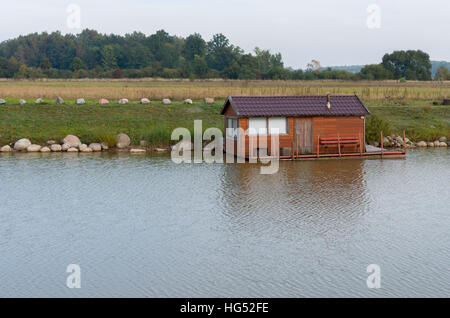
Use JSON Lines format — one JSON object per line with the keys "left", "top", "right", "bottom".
{"left": 1, "top": 0, "right": 449, "bottom": 68}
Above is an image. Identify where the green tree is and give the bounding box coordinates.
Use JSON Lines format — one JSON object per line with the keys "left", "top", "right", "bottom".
{"left": 70, "top": 57, "right": 85, "bottom": 71}
{"left": 382, "top": 50, "right": 432, "bottom": 80}
{"left": 182, "top": 33, "right": 206, "bottom": 61}
{"left": 192, "top": 54, "right": 208, "bottom": 78}
{"left": 359, "top": 64, "right": 393, "bottom": 80}
{"left": 434, "top": 66, "right": 450, "bottom": 81}
{"left": 101, "top": 45, "right": 118, "bottom": 70}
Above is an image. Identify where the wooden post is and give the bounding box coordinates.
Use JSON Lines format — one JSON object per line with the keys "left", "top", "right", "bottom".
{"left": 381, "top": 131, "right": 384, "bottom": 159}
{"left": 338, "top": 133, "right": 341, "bottom": 157}
{"left": 317, "top": 135, "right": 320, "bottom": 158}
{"left": 359, "top": 132, "right": 363, "bottom": 156}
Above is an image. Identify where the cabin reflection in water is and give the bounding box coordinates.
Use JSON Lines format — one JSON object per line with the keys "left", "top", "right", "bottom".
{"left": 219, "top": 160, "right": 367, "bottom": 229}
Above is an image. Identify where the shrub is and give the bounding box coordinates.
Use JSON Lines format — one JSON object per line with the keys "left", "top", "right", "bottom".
{"left": 365, "top": 115, "right": 392, "bottom": 144}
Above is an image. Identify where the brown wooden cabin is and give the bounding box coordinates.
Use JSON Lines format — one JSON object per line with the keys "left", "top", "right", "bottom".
{"left": 221, "top": 95, "right": 371, "bottom": 159}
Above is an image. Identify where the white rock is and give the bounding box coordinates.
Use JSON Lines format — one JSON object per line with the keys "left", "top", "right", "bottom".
{"left": 427, "top": 142, "right": 435, "bottom": 147}
{"left": 62, "top": 143, "right": 71, "bottom": 151}
{"left": 118, "top": 98, "right": 129, "bottom": 105}
{"left": 62, "top": 135, "right": 81, "bottom": 148}
{"left": 67, "top": 147, "right": 79, "bottom": 153}
{"left": 19, "top": 99, "right": 26, "bottom": 105}
{"left": 0, "top": 99, "right": 6, "bottom": 105}
{"left": 40, "top": 146, "right": 51, "bottom": 153}
{"left": 80, "top": 147, "right": 93, "bottom": 153}
{"left": 116, "top": 133, "right": 131, "bottom": 149}
{"left": 14, "top": 138, "right": 32, "bottom": 151}
{"left": 140, "top": 98, "right": 150, "bottom": 104}
{"left": 35, "top": 98, "right": 43, "bottom": 104}
{"left": 27, "top": 144, "right": 42, "bottom": 152}
{"left": 184, "top": 99, "right": 193, "bottom": 105}
{"left": 79, "top": 144, "right": 88, "bottom": 152}
{"left": 76, "top": 98, "right": 86, "bottom": 105}
{"left": 155, "top": 148, "right": 168, "bottom": 153}
{"left": 51, "top": 144, "right": 62, "bottom": 152}
{"left": 204, "top": 97, "right": 214, "bottom": 104}
{"left": 1, "top": 145, "right": 12, "bottom": 152}
{"left": 434, "top": 140, "right": 441, "bottom": 147}
{"left": 416, "top": 141, "right": 427, "bottom": 147}
{"left": 439, "top": 142, "right": 448, "bottom": 147}
{"left": 89, "top": 143, "right": 102, "bottom": 152}
{"left": 101, "top": 143, "right": 109, "bottom": 150}
{"left": 46, "top": 140, "right": 57, "bottom": 145}
{"left": 99, "top": 98, "right": 109, "bottom": 105}
{"left": 56, "top": 96, "right": 64, "bottom": 104}
{"left": 439, "top": 136, "right": 447, "bottom": 142}
{"left": 130, "top": 148, "right": 146, "bottom": 154}
{"left": 162, "top": 98, "right": 171, "bottom": 105}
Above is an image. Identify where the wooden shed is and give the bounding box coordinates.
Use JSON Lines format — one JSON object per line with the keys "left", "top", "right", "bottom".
{"left": 221, "top": 95, "right": 371, "bottom": 159}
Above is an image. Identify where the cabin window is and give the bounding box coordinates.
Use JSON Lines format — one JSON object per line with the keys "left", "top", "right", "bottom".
{"left": 227, "top": 118, "right": 238, "bottom": 138}
{"left": 268, "top": 117, "right": 287, "bottom": 134}
{"left": 248, "top": 117, "right": 267, "bottom": 135}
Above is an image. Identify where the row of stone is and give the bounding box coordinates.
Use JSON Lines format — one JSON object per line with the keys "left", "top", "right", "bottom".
{"left": 373, "top": 135, "right": 449, "bottom": 148}
{"left": 0, "top": 97, "right": 214, "bottom": 105}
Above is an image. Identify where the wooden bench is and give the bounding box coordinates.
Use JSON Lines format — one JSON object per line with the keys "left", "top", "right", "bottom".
{"left": 320, "top": 136, "right": 361, "bottom": 156}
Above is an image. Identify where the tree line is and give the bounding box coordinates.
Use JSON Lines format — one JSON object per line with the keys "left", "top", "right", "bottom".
{"left": 0, "top": 29, "right": 447, "bottom": 81}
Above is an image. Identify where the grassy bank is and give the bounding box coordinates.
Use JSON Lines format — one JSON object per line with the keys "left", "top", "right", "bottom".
{"left": 0, "top": 97, "right": 449, "bottom": 147}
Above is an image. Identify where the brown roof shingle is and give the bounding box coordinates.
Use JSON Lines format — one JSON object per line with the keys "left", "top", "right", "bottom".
{"left": 221, "top": 95, "right": 370, "bottom": 117}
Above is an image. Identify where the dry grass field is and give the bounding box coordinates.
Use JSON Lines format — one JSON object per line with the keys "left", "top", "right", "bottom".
{"left": 0, "top": 79, "right": 449, "bottom": 100}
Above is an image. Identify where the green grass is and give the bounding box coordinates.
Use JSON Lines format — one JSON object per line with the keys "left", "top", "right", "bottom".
{"left": 0, "top": 97, "right": 448, "bottom": 146}
{"left": 0, "top": 99, "right": 224, "bottom": 147}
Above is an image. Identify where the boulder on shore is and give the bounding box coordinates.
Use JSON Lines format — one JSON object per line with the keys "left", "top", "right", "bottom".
{"left": 116, "top": 133, "right": 131, "bottom": 149}
{"left": 27, "top": 144, "right": 42, "bottom": 152}
{"left": 162, "top": 98, "right": 171, "bottom": 105}
{"left": 427, "top": 142, "right": 435, "bottom": 147}
{"left": 0, "top": 99, "right": 6, "bottom": 105}
{"left": 62, "top": 135, "right": 81, "bottom": 148}
{"left": 434, "top": 140, "right": 441, "bottom": 147}
{"left": 204, "top": 97, "right": 214, "bottom": 104}
{"left": 56, "top": 96, "right": 64, "bottom": 104}
{"left": 118, "top": 98, "right": 129, "bottom": 105}
{"left": 14, "top": 138, "right": 32, "bottom": 151}
{"left": 101, "top": 143, "right": 109, "bottom": 150}
{"left": 439, "top": 136, "right": 447, "bottom": 142}
{"left": 89, "top": 143, "right": 102, "bottom": 152}
{"left": 184, "top": 99, "right": 193, "bottom": 105}
{"left": 130, "top": 148, "right": 146, "bottom": 154}
{"left": 416, "top": 141, "right": 427, "bottom": 147}
{"left": 79, "top": 144, "right": 88, "bottom": 151}
{"left": 51, "top": 144, "right": 62, "bottom": 152}
{"left": 76, "top": 98, "right": 86, "bottom": 105}
{"left": 62, "top": 144, "right": 71, "bottom": 151}
{"left": 99, "top": 98, "right": 109, "bottom": 105}
{"left": 439, "top": 142, "right": 448, "bottom": 147}
{"left": 140, "top": 98, "right": 150, "bottom": 104}
{"left": 0, "top": 145, "right": 12, "bottom": 152}
{"left": 67, "top": 147, "right": 79, "bottom": 153}
{"left": 40, "top": 146, "right": 51, "bottom": 153}
{"left": 46, "top": 140, "right": 57, "bottom": 145}
{"left": 80, "top": 146, "right": 93, "bottom": 153}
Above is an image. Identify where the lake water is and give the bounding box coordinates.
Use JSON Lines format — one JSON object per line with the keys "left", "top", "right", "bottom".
{"left": 0, "top": 149, "right": 449, "bottom": 298}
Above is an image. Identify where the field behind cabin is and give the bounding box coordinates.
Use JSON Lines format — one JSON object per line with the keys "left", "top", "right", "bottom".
{"left": 0, "top": 79, "right": 449, "bottom": 146}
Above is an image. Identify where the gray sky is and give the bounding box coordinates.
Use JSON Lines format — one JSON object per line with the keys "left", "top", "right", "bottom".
{"left": 1, "top": 0, "right": 449, "bottom": 68}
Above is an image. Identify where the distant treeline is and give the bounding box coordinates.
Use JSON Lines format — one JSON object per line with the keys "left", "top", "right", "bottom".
{"left": 0, "top": 29, "right": 449, "bottom": 81}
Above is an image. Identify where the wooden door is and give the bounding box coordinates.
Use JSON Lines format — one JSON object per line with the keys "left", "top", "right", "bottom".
{"left": 294, "top": 118, "right": 313, "bottom": 154}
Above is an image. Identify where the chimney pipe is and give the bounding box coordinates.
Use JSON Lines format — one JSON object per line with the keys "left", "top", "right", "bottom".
{"left": 326, "top": 93, "right": 331, "bottom": 109}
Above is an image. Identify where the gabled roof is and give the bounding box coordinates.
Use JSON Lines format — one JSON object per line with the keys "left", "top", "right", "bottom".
{"left": 221, "top": 95, "right": 370, "bottom": 117}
